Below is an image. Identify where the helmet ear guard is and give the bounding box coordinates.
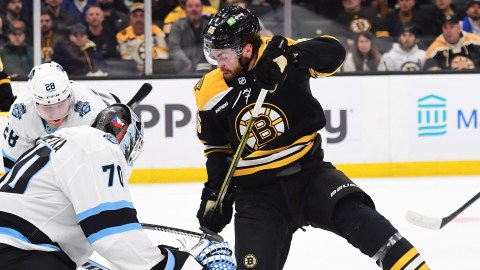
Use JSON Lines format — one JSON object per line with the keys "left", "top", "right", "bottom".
{"left": 91, "top": 104, "right": 144, "bottom": 164}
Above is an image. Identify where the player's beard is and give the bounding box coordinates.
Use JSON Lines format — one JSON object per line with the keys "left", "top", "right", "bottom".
{"left": 222, "top": 62, "right": 244, "bottom": 81}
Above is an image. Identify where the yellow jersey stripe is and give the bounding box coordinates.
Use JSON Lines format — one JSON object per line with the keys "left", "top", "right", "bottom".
{"left": 391, "top": 248, "right": 418, "bottom": 270}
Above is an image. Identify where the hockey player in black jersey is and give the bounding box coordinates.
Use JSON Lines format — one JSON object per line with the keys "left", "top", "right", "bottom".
{"left": 0, "top": 104, "right": 235, "bottom": 270}
{"left": 194, "top": 6, "right": 430, "bottom": 270}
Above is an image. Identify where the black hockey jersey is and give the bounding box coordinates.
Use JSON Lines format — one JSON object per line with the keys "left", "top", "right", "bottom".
{"left": 193, "top": 36, "right": 346, "bottom": 188}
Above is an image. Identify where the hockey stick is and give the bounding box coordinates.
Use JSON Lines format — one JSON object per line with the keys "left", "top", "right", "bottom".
{"left": 405, "top": 192, "right": 480, "bottom": 230}
{"left": 201, "top": 55, "right": 289, "bottom": 239}
{"left": 82, "top": 259, "right": 110, "bottom": 270}
{"left": 126, "top": 83, "right": 152, "bottom": 109}
{"left": 141, "top": 223, "right": 224, "bottom": 242}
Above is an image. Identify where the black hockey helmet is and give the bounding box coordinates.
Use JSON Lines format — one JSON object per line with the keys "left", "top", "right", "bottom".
{"left": 91, "top": 103, "right": 144, "bottom": 164}
{"left": 203, "top": 6, "right": 260, "bottom": 64}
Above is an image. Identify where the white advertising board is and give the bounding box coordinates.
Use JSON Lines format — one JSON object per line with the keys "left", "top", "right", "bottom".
{"left": 2, "top": 74, "right": 479, "bottom": 179}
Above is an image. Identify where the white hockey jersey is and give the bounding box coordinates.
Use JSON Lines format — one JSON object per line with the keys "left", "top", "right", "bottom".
{"left": 378, "top": 43, "right": 426, "bottom": 71}
{"left": 0, "top": 126, "right": 163, "bottom": 269}
{"left": 2, "top": 81, "right": 115, "bottom": 172}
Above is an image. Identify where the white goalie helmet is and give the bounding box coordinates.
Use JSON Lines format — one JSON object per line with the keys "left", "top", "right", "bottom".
{"left": 28, "top": 61, "right": 73, "bottom": 120}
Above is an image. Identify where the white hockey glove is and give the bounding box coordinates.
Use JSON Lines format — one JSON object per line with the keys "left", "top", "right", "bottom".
{"left": 189, "top": 239, "right": 236, "bottom": 270}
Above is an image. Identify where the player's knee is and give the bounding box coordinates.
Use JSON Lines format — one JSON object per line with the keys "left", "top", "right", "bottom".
{"left": 334, "top": 197, "right": 397, "bottom": 257}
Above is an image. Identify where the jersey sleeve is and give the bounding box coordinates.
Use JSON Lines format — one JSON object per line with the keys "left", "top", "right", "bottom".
{"left": 194, "top": 74, "right": 233, "bottom": 189}
{"left": 60, "top": 140, "right": 162, "bottom": 269}
{"left": 292, "top": 36, "right": 346, "bottom": 78}
{"left": 197, "top": 109, "right": 232, "bottom": 189}
{"left": 2, "top": 122, "right": 36, "bottom": 172}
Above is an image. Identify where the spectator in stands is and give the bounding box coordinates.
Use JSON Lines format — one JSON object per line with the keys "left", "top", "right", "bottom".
{"left": 116, "top": 2, "right": 169, "bottom": 75}
{"left": 0, "top": 0, "right": 32, "bottom": 44}
{"left": 85, "top": 5, "right": 120, "bottom": 59}
{"left": 168, "top": 0, "right": 212, "bottom": 73}
{"left": 343, "top": 31, "right": 382, "bottom": 71}
{"left": 52, "top": 23, "right": 108, "bottom": 76}
{"left": 152, "top": 0, "right": 178, "bottom": 26}
{"left": 423, "top": 0, "right": 464, "bottom": 38}
{"left": 162, "top": 0, "right": 217, "bottom": 36}
{"left": 335, "top": 0, "right": 385, "bottom": 39}
{"left": 0, "top": 16, "right": 7, "bottom": 46}
{"left": 0, "top": 20, "right": 32, "bottom": 78}
{"left": 98, "top": 0, "right": 130, "bottom": 33}
{"left": 0, "top": 56, "right": 15, "bottom": 112}
{"left": 224, "top": 0, "right": 273, "bottom": 37}
{"left": 44, "top": 0, "right": 79, "bottom": 36}
{"left": 461, "top": 0, "right": 480, "bottom": 36}
{"left": 308, "top": 0, "right": 343, "bottom": 19}
{"left": 41, "top": 11, "right": 64, "bottom": 63}
{"left": 382, "top": 0, "right": 427, "bottom": 38}
{"left": 424, "top": 15, "right": 480, "bottom": 70}
{"left": 378, "top": 24, "right": 425, "bottom": 71}
{"left": 61, "top": 0, "right": 97, "bottom": 22}
{"left": 365, "top": 0, "right": 390, "bottom": 17}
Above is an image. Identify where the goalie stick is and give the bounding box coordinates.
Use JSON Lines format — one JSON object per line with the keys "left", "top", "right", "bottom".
{"left": 126, "top": 83, "right": 152, "bottom": 109}
{"left": 406, "top": 192, "right": 480, "bottom": 230}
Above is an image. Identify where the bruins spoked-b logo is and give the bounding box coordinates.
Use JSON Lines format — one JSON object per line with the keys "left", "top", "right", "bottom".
{"left": 243, "top": 253, "right": 258, "bottom": 268}
{"left": 450, "top": 55, "right": 475, "bottom": 70}
{"left": 235, "top": 103, "right": 289, "bottom": 151}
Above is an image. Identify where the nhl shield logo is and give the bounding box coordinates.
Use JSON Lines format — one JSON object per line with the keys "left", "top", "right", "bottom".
{"left": 238, "top": 77, "right": 246, "bottom": 85}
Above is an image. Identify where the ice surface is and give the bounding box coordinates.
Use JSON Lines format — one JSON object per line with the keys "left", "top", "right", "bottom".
{"left": 87, "top": 176, "right": 480, "bottom": 270}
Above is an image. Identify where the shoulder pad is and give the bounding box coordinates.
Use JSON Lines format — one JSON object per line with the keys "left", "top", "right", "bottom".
{"left": 193, "top": 69, "right": 230, "bottom": 111}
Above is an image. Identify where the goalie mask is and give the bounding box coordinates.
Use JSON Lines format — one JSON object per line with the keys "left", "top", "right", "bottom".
{"left": 203, "top": 6, "right": 260, "bottom": 65}
{"left": 91, "top": 104, "right": 144, "bottom": 164}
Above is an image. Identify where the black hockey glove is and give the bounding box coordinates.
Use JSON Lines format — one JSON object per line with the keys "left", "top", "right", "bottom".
{"left": 196, "top": 187, "right": 234, "bottom": 233}
{"left": 254, "top": 35, "right": 298, "bottom": 92}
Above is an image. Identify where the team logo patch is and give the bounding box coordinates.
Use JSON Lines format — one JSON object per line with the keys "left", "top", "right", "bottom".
{"left": 243, "top": 254, "right": 258, "bottom": 268}
{"left": 235, "top": 102, "right": 289, "bottom": 151}
{"left": 74, "top": 101, "right": 91, "bottom": 117}
{"left": 401, "top": 61, "right": 421, "bottom": 71}
{"left": 450, "top": 55, "right": 475, "bottom": 70}
{"left": 194, "top": 76, "right": 205, "bottom": 91}
{"left": 349, "top": 18, "right": 372, "bottom": 34}
{"left": 11, "top": 103, "right": 26, "bottom": 119}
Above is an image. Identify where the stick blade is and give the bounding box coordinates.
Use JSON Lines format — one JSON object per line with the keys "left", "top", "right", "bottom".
{"left": 127, "top": 83, "right": 152, "bottom": 109}
{"left": 405, "top": 210, "right": 442, "bottom": 230}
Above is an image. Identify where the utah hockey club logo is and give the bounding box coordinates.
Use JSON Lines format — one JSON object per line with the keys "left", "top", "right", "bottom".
{"left": 74, "top": 101, "right": 91, "bottom": 117}
{"left": 11, "top": 103, "right": 26, "bottom": 119}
